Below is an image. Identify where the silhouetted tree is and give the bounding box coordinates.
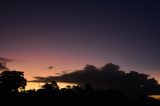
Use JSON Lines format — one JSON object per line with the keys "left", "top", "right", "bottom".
{"left": 66, "top": 85, "right": 71, "bottom": 89}
{"left": 33, "top": 63, "right": 160, "bottom": 96}
{"left": 72, "top": 85, "right": 82, "bottom": 93}
{"left": 42, "top": 80, "right": 59, "bottom": 90}
{"left": 0, "top": 71, "right": 27, "bottom": 92}
{"left": 85, "top": 83, "right": 94, "bottom": 91}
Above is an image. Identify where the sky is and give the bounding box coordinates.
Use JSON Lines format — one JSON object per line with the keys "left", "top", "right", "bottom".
{"left": 0, "top": 0, "right": 160, "bottom": 83}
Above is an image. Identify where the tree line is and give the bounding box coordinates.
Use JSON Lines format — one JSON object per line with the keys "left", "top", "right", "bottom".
{"left": 0, "top": 63, "right": 160, "bottom": 106}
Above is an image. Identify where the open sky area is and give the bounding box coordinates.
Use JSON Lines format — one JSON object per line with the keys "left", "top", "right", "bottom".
{"left": 0, "top": 0, "right": 160, "bottom": 89}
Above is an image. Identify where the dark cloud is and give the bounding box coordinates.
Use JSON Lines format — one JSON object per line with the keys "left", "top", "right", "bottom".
{"left": 32, "top": 63, "right": 160, "bottom": 95}
{"left": 55, "top": 70, "right": 70, "bottom": 76}
{"left": 0, "top": 57, "right": 14, "bottom": 63}
{"left": 0, "top": 57, "right": 14, "bottom": 71}
{"left": 47, "top": 66, "right": 54, "bottom": 70}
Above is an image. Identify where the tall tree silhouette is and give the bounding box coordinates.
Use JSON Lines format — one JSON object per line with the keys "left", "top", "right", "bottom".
{"left": 42, "top": 81, "right": 59, "bottom": 90}
{"left": 0, "top": 71, "right": 27, "bottom": 92}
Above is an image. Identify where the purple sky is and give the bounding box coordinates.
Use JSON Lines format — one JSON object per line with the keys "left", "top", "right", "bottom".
{"left": 0, "top": 0, "right": 160, "bottom": 81}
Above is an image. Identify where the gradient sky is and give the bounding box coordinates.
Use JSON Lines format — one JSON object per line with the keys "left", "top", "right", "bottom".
{"left": 0, "top": 0, "right": 160, "bottom": 81}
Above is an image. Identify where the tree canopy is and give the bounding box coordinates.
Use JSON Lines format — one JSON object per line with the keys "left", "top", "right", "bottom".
{"left": 0, "top": 71, "right": 27, "bottom": 92}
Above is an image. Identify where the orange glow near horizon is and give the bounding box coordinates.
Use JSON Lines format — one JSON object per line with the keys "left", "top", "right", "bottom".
{"left": 3, "top": 51, "right": 160, "bottom": 90}
{"left": 5, "top": 50, "right": 105, "bottom": 81}
{"left": 7, "top": 61, "right": 160, "bottom": 83}
{"left": 149, "top": 95, "right": 160, "bottom": 100}
{"left": 26, "top": 82, "right": 77, "bottom": 90}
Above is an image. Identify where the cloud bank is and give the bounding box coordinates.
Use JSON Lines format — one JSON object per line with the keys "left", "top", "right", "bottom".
{"left": 33, "top": 63, "right": 160, "bottom": 95}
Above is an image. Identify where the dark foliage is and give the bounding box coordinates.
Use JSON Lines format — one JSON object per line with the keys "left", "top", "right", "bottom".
{"left": 1, "top": 81, "right": 160, "bottom": 106}
{"left": 33, "top": 63, "right": 160, "bottom": 96}
{"left": 0, "top": 64, "right": 160, "bottom": 106}
{"left": 0, "top": 70, "right": 27, "bottom": 93}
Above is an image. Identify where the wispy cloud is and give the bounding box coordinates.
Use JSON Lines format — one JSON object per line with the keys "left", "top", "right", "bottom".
{"left": 0, "top": 57, "right": 14, "bottom": 63}
{"left": 0, "top": 57, "right": 16, "bottom": 71}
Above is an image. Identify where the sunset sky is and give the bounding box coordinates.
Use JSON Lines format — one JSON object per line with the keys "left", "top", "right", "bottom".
{"left": 0, "top": 0, "right": 160, "bottom": 86}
